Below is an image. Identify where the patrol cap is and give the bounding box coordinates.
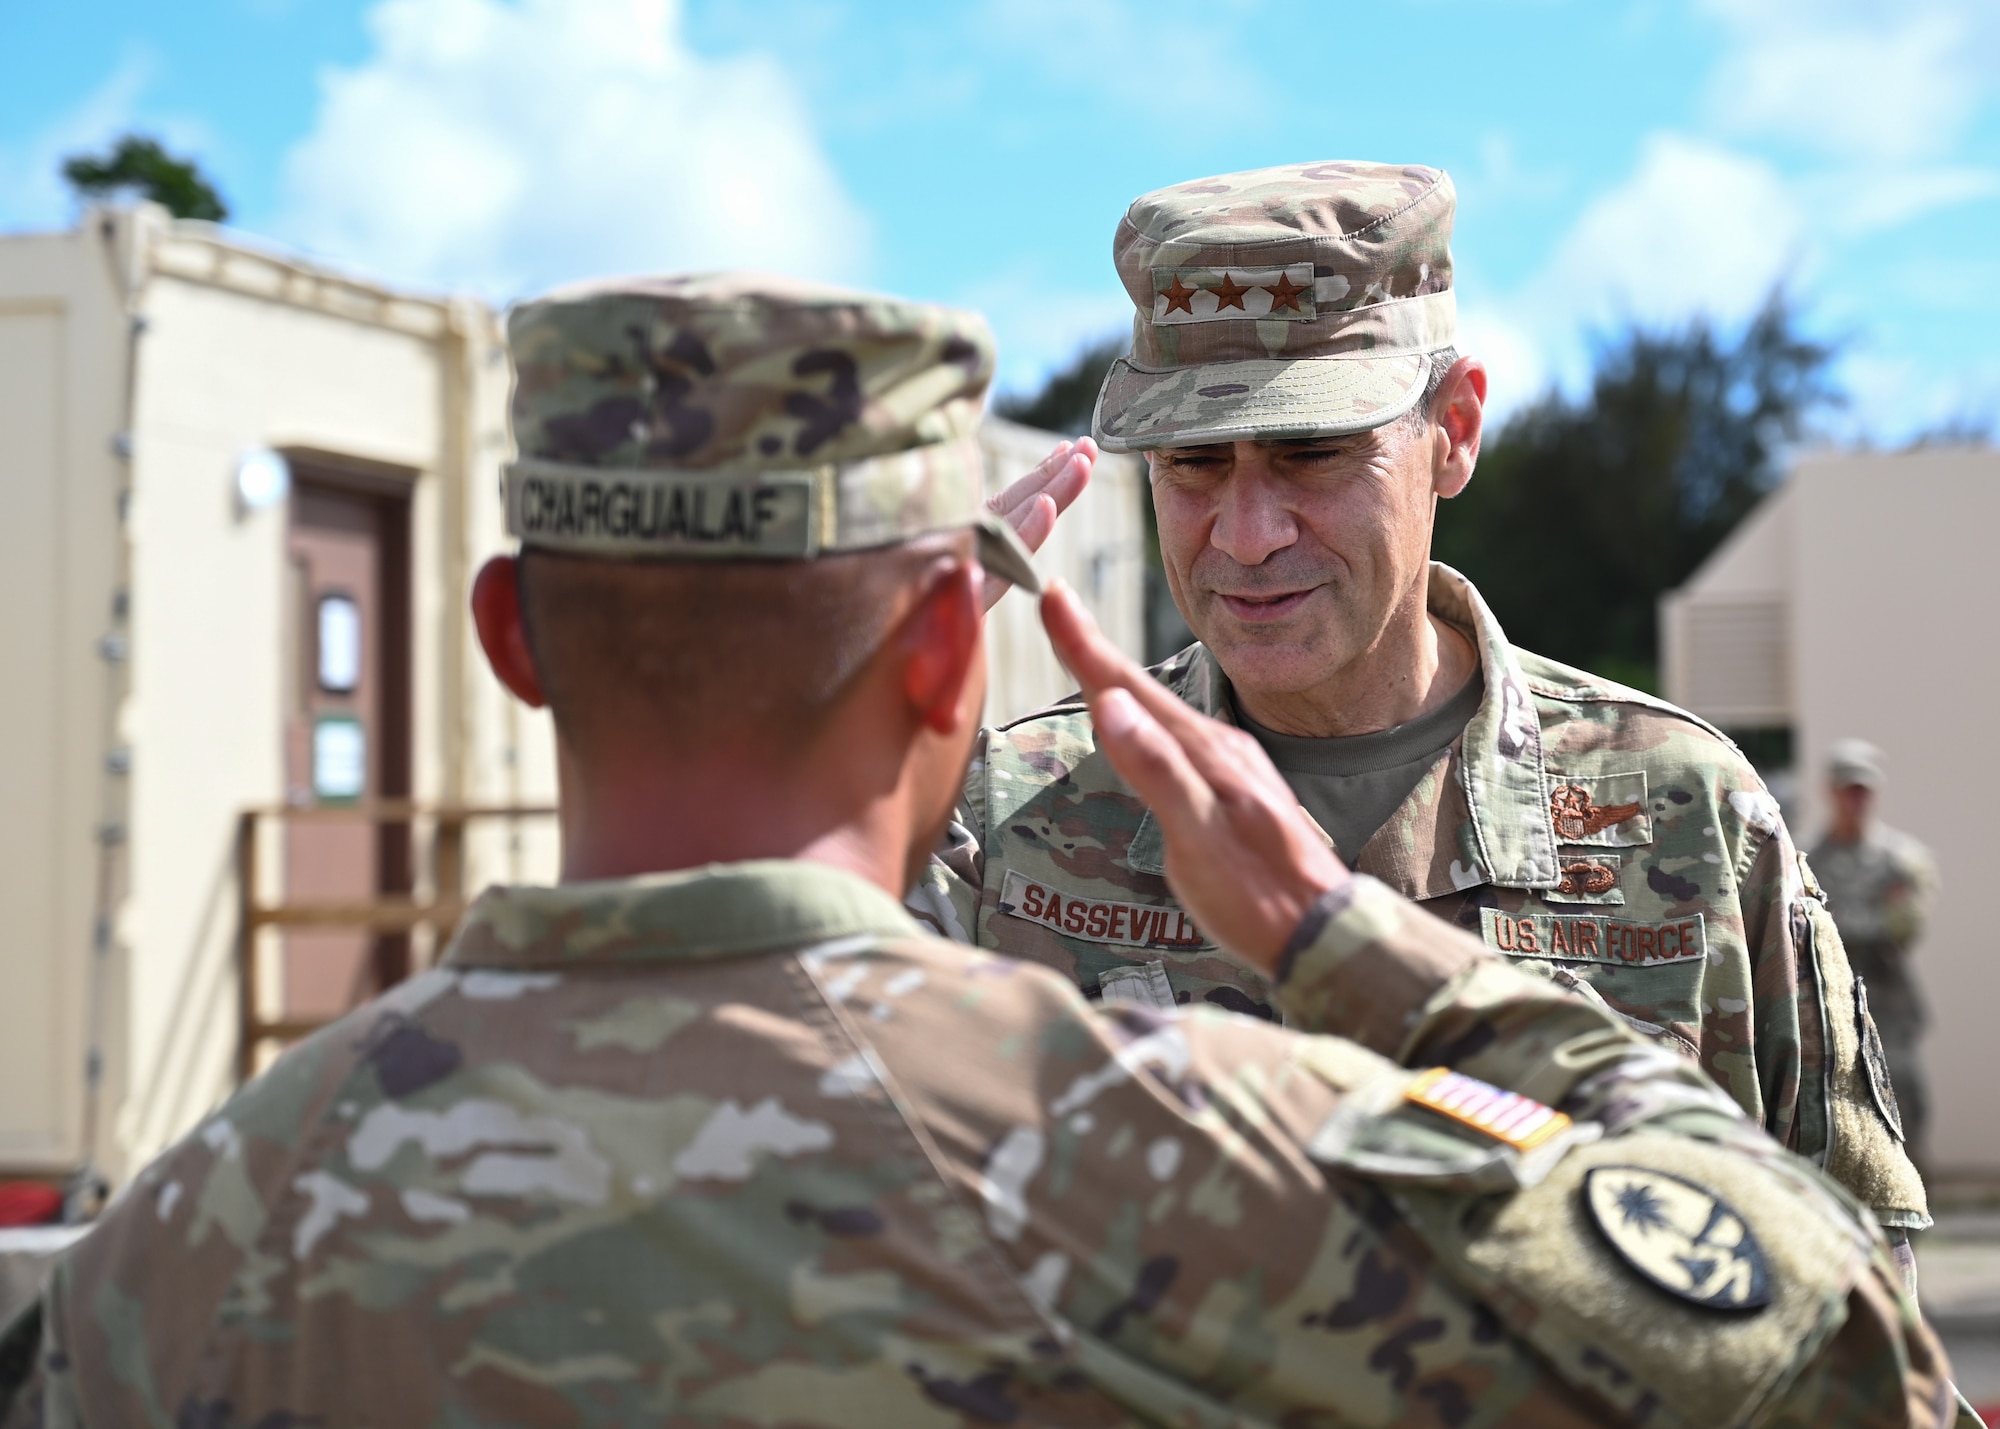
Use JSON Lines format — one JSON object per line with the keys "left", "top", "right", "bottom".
{"left": 1093, "top": 161, "right": 1457, "bottom": 452}
{"left": 1828, "top": 738, "right": 1886, "bottom": 789}
{"left": 503, "top": 271, "right": 1039, "bottom": 592}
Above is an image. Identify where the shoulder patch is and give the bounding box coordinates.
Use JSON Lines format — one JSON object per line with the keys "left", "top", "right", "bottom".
{"left": 1583, "top": 1165, "right": 1772, "bottom": 1311}
{"left": 1855, "top": 979, "right": 1906, "bottom": 1142}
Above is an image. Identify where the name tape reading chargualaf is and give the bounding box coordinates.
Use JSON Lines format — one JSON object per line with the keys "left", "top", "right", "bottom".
{"left": 508, "top": 466, "right": 816, "bottom": 556}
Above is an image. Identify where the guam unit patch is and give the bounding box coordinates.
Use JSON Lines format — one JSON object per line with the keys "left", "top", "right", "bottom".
{"left": 1583, "top": 1166, "right": 1773, "bottom": 1311}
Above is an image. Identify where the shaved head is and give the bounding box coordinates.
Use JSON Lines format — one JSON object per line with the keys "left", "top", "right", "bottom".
{"left": 518, "top": 537, "right": 966, "bottom": 753}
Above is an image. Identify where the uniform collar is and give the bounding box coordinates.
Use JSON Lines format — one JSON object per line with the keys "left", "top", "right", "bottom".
{"left": 1130, "top": 563, "right": 1559, "bottom": 895}
{"left": 444, "top": 859, "right": 921, "bottom": 969}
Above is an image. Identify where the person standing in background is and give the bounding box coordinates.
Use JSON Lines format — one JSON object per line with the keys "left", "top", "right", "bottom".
{"left": 1812, "top": 739, "right": 1942, "bottom": 1169}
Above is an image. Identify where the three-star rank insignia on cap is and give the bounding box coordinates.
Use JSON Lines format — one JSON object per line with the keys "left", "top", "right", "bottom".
{"left": 1583, "top": 1166, "right": 1773, "bottom": 1311}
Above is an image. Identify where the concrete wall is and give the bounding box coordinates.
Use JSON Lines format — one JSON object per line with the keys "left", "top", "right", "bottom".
{"left": 1787, "top": 450, "right": 2000, "bottom": 1177}
{"left": 1668, "top": 450, "right": 2000, "bottom": 1175}
{"left": 109, "top": 231, "right": 483, "bottom": 1173}
{"left": 980, "top": 418, "right": 1147, "bottom": 726}
{"left": 0, "top": 216, "right": 132, "bottom": 1172}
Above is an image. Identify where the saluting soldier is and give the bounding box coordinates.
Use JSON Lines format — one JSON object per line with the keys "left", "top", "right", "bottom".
{"left": 0, "top": 274, "right": 1968, "bottom": 1426}
{"left": 912, "top": 161, "right": 1929, "bottom": 1274}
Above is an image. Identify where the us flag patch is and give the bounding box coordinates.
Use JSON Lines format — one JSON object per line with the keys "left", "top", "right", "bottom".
{"left": 1405, "top": 1067, "right": 1572, "bottom": 1152}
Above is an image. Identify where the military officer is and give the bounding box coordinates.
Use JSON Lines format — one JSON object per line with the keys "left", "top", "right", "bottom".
{"left": 0, "top": 275, "right": 1965, "bottom": 1427}
{"left": 912, "top": 161, "right": 1929, "bottom": 1265}
{"left": 1810, "top": 739, "right": 1941, "bottom": 1164}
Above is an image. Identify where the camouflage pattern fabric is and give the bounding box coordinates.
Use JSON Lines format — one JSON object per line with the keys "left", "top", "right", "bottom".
{"left": 1809, "top": 824, "right": 1941, "bottom": 1152}
{"left": 913, "top": 563, "right": 1929, "bottom": 1235}
{"left": 503, "top": 271, "right": 1038, "bottom": 587}
{"left": 0, "top": 861, "right": 1960, "bottom": 1426}
{"left": 1094, "top": 161, "right": 1459, "bottom": 452}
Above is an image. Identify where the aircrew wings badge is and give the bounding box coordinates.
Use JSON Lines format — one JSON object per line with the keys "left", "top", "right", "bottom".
{"left": 1582, "top": 1166, "right": 1772, "bottom": 1311}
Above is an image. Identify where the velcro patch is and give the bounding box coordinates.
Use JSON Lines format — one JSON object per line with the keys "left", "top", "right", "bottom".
{"left": 1582, "top": 1165, "right": 1772, "bottom": 1311}
{"left": 1151, "top": 265, "right": 1316, "bottom": 323}
{"left": 1406, "top": 1067, "right": 1572, "bottom": 1152}
{"left": 997, "top": 869, "right": 1211, "bottom": 949}
{"left": 1482, "top": 909, "right": 1706, "bottom": 967}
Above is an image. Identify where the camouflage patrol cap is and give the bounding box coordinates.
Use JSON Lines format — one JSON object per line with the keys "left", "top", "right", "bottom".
{"left": 1093, "top": 161, "right": 1457, "bottom": 452}
{"left": 1828, "top": 738, "right": 1886, "bottom": 789}
{"left": 503, "top": 271, "right": 1039, "bottom": 591}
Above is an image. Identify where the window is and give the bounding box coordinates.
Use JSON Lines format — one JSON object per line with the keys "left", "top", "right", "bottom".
{"left": 317, "top": 593, "right": 361, "bottom": 694}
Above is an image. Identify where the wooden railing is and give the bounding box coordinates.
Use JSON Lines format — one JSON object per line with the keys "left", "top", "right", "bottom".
{"left": 235, "top": 802, "right": 556, "bottom": 1082}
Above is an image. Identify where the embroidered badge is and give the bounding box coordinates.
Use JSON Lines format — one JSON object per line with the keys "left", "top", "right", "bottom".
{"left": 1149, "top": 264, "right": 1318, "bottom": 324}
{"left": 1481, "top": 909, "right": 1705, "bottom": 967}
{"left": 997, "top": 869, "right": 1211, "bottom": 949}
{"left": 1405, "top": 1067, "right": 1572, "bottom": 1152}
{"left": 1550, "top": 783, "right": 1644, "bottom": 841}
{"left": 1558, "top": 857, "right": 1619, "bottom": 896}
{"left": 1582, "top": 1166, "right": 1772, "bottom": 1311}
{"left": 1855, "top": 978, "right": 1905, "bottom": 1142}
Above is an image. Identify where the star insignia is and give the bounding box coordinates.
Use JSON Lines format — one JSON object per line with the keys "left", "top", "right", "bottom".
{"left": 1263, "top": 273, "right": 1308, "bottom": 312}
{"left": 1158, "top": 274, "right": 1196, "bottom": 315}
{"left": 1210, "top": 273, "right": 1249, "bottom": 311}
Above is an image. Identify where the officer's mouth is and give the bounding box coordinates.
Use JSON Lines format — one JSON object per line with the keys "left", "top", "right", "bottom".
{"left": 1215, "top": 588, "right": 1316, "bottom": 622}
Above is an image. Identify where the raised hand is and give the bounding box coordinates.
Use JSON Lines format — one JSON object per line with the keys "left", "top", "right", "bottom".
{"left": 1038, "top": 580, "right": 1347, "bottom": 973}
{"left": 983, "top": 438, "right": 1095, "bottom": 610}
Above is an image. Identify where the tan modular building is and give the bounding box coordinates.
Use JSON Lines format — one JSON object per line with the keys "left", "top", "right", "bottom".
{"left": 0, "top": 205, "right": 1144, "bottom": 1189}
{"left": 1662, "top": 447, "right": 2000, "bottom": 1179}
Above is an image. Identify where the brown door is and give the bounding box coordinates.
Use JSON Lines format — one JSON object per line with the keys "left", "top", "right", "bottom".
{"left": 283, "top": 464, "right": 413, "bottom": 1021}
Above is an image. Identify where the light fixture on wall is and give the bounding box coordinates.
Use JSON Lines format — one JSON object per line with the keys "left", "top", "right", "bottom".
{"left": 234, "top": 446, "right": 291, "bottom": 516}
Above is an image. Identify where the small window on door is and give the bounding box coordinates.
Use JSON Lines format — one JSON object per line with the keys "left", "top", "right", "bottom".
{"left": 317, "top": 593, "right": 361, "bottom": 694}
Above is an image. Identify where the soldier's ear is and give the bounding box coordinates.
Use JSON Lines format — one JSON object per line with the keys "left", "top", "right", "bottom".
{"left": 899, "top": 557, "right": 983, "bottom": 736}
{"left": 1431, "top": 356, "right": 1487, "bottom": 500}
{"left": 471, "top": 556, "right": 549, "bottom": 709}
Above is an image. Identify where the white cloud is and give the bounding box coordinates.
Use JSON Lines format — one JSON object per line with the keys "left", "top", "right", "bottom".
{"left": 1462, "top": 134, "right": 1806, "bottom": 417}
{"left": 965, "top": 265, "right": 1131, "bottom": 400}
{"left": 1701, "top": 0, "right": 1997, "bottom": 161}
{"left": 274, "top": 0, "right": 868, "bottom": 298}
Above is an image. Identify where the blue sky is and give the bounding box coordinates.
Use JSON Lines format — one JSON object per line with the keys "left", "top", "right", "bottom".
{"left": 3, "top": 0, "right": 1995, "bottom": 438}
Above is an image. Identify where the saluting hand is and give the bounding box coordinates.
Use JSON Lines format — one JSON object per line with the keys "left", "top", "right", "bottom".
{"left": 1039, "top": 581, "right": 1348, "bottom": 974}
{"left": 984, "top": 438, "right": 1095, "bottom": 611}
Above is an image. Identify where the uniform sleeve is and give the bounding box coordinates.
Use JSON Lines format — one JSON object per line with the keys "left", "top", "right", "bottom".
{"left": 906, "top": 875, "right": 1958, "bottom": 1427}
{"left": 1739, "top": 813, "right": 1928, "bottom": 1228}
{"left": 904, "top": 735, "right": 990, "bottom": 944}
{"left": 1883, "top": 837, "right": 1941, "bottom": 949}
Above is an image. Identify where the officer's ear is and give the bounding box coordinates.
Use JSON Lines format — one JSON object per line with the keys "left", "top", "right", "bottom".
{"left": 1431, "top": 355, "right": 1487, "bottom": 500}
{"left": 899, "top": 556, "right": 983, "bottom": 736}
{"left": 471, "top": 555, "right": 549, "bottom": 709}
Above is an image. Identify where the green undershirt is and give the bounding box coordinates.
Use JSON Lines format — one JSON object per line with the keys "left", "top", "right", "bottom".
{"left": 1239, "top": 671, "right": 1485, "bottom": 864}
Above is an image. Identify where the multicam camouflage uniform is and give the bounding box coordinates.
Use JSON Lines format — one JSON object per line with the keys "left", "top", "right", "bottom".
{"left": 911, "top": 161, "right": 1927, "bottom": 1248}
{"left": 0, "top": 274, "right": 1964, "bottom": 1427}
{"left": 0, "top": 867, "right": 1963, "bottom": 1426}
{"left": 1811, "top": 809, "right": 1940, "bottom": 1156}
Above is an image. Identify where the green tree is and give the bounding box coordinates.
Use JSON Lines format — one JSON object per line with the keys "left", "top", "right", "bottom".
{"left": 62, "top": 135, "right": 229, "bottom": 222}
{"left": 1432, "top": 294, "right": 1839, "bottom": 690}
